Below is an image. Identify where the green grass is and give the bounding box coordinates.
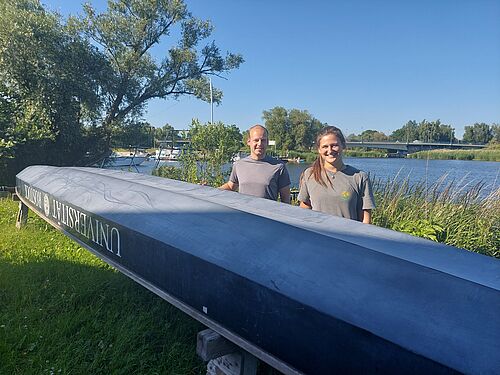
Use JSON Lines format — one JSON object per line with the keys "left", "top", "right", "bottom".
{"left": 407, "top": 148, "right": 500, "bottom": 161}
{"left": 0, "top": 199, "right": 204, "bottom": 375}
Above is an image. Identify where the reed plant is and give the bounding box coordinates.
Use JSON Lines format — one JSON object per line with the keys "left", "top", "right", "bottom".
{"left": 407, "top": 148, "right": 500, "bottom": 161}
{"left": 343, "top": 149, "right": 387, "bottom": 158}
{"left": 371, "top": 175, "right": 499, "bottom": 258}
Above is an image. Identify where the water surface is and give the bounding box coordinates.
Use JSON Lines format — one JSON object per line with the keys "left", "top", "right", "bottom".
{"left": 111, "top": 157, "right": 500, "bottom": 197}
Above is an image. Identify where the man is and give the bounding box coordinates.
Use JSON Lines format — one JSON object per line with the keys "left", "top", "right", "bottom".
{"left": 220, "top": 124, "right": 291, "bottom": 203}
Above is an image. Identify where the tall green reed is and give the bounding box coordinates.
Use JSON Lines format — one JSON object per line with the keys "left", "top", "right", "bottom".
{"left": 371, "top": 173, "right": 499, "bottom": 258}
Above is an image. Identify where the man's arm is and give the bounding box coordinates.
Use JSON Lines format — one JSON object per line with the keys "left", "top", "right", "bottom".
{"left": 362, "top": 209, "right": 372, "bottom": 224}
{"left": 219, "top": 181, "right": 238, "bottom": 191}
{"left": 279, "top": 185, "right": 291, "bottom": 204}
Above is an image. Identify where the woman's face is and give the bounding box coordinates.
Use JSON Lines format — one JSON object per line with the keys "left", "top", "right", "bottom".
{"left": 318, "top": 133, "right": 344, "bottom": 165}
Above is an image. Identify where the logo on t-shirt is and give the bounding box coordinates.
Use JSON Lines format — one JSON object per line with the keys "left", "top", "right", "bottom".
{"left": 341, "top": 191, "right": 350, "bottom": 201}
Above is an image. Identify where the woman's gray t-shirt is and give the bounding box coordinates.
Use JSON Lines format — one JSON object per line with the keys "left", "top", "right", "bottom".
{"left": 229, "top": 156, "right": 290, "bottom": 200}
{"left": 298, "top": 165, "right": 376, "bottom": 221}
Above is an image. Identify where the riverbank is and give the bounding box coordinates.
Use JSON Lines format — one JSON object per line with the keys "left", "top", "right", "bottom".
{"left": 0, "top": 199, "right": 203, "bottom": 374}
{"left": 407, "top": 147, "right": 500, "bottom": 161}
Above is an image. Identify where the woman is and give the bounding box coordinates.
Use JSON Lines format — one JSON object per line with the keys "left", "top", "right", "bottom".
{"left": 298, "top": 126, "right": 375, "bottom": 223}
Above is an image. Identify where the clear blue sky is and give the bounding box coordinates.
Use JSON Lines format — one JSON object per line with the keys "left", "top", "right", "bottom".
{"left": 43, "top": 0, "right": 500, "bottom": 138}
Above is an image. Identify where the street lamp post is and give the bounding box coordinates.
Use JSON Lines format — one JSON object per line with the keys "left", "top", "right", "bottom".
{"left": 209, "top": 77, "right": 213, "bottom": 124}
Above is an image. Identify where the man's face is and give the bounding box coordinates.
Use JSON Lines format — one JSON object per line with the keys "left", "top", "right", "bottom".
{"left": 247, "top": 127, "right": 268, "bottom": 160}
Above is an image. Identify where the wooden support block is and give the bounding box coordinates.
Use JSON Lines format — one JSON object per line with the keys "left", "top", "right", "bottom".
{"left": 240, "top": 352, "right": 259, "bottom": 375}
{"left": 206, "top": 352, "right": 258, "bottom": 375}
{"left": 198, "top": 329, "right": 258, "bottom": 375}
{"left": 197, "top": 329, "right": 238, "bottom": 361}
{"left": 16, "top": 201, "right": 28, "bottom": 229}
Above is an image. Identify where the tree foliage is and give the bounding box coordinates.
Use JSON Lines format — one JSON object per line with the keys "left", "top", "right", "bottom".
{"left": 491, "top": 124, "right": 500, "bottom": 144}
{"left": 462, "top": 123, "right": 493, "bottom": 144}
{"left": 0, "top": 0, "right": 106, "bottom": 184}
{"left": 348, "top": 130, "right": 389, "bottom": 142}
{"left": 0, "top": 0, "right": 242, "bottom": 184}
{"left": 390, "top": 120, "right": 455, "bottom": 143}
{"left": 75, "top": 0, "right": 243, "bottom": 145}
{"left": 154, "top": 120, "right": 242, "bottom": 186}
{"left": 111, "top": 120, "right": 155, "bottom": 148}
{"left": 262, "top": 107, "right": 323, "bottom": 153}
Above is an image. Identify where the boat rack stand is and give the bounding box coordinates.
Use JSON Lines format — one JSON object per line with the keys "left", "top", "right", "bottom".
{"left": 197, "top": 329, "right": 258, "bottom": 375}
{"left": 13, "top": 193, "right": 29, "bottom": 230}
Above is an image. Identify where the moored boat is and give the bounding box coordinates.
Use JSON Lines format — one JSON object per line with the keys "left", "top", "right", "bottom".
{"left": 154, "top": 147, "right": 182, "bottom": 160}
{"left": 106, "top": 153, "right": 148, "bottom": 166}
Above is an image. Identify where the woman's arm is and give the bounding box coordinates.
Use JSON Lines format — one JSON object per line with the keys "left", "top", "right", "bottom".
{"left": 299, "top": 201, "right": 312, "bottom": 209}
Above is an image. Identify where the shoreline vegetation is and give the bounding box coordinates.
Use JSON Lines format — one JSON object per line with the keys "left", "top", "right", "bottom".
{"left": 284, "top": 149, "right": 387, "bottom": 162}
{"left": 283, "top": 145, "right": 500, "bottom": 162}
{"left": 407, "top": 147, "right": 500, "bottom": 162}
{"left": 370, "top": 178, "right": 499, "bottom": 258}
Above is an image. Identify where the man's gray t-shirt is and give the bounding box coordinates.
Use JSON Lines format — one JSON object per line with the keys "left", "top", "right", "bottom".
{"left": 298, "top": 165, "right": 376, "bottom": 221}
{"left": 229, "top": 156, "right": 291, "bottom": 200}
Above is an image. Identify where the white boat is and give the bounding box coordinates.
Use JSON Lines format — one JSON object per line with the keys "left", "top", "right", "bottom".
{"left": 155, "top": 138, "right": 190, "bottom": 161}
{"left": 106, "top": 154, "right": 148, "bottom": 167}
{"left": 231, "top": 151, "right": 248, "bottom": 162}
{"left": 154, "top": 148, "right": 183, "bottom": 161}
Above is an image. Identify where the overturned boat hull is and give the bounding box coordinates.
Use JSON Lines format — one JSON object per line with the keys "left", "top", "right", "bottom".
{"left": 16, "top": 166, "right": 500, "bottom": 374}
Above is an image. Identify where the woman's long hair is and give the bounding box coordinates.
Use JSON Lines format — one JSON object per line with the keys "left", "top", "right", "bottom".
{"left": 302, "top": 126, "right": 347, "bottom": 187}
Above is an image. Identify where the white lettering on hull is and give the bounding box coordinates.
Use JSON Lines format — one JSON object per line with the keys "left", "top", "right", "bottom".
{"left": 20, "top": 182, "right": 122, "bottom": 257}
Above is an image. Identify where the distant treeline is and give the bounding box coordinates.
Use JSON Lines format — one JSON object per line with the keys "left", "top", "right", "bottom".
{"left": 257, "top": 108, "right": 499, "bottom": 155}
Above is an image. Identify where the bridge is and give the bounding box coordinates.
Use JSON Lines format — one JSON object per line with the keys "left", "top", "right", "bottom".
{"left": 346, "top": 141, "right": 487, "bottom": 155}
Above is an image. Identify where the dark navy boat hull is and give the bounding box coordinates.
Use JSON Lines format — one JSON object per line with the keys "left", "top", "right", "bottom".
{"left": 16, "top": 166, "right": 500, "bottom": 374}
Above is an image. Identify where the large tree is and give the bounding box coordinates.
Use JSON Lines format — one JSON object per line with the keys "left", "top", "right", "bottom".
{"left": 491, "top": 124, "right": 500, "bottom": 143}
{"left": 111, "top": 120, "right": 155, "bottom": 148}
{"left": 390, "top": 120, "right": 419, "bottom": 142}
{"left": 76, "top": 0, "right": 243, "bottom": 146}
{"left": 262, "top": 107, "right": 290, "bottom": 153}
{"left": 463, "top": 123, "right": 493, "bottom": 144}
{"left": 288, "top": 109, "right": 323, "bottom": 150}
{"left": 390, "top": 120, "right": 455, "bottom": 143}
{"left": 0, "top": 0, "right": 105, "bottom": 184}
{"left": 263, "top": 107, "right": 323, "bottom": 153}
{"left": 155, "top": 119, "right": 242, "bottom": 186}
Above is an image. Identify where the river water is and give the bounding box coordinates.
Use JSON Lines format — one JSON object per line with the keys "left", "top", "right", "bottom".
{"left": 115, "top": 157, "right": 500, "bottom": 197}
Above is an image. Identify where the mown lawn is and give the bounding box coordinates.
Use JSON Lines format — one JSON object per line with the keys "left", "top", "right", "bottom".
{"left": 0, "top": 199, "right": 204, "bottom": 375}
